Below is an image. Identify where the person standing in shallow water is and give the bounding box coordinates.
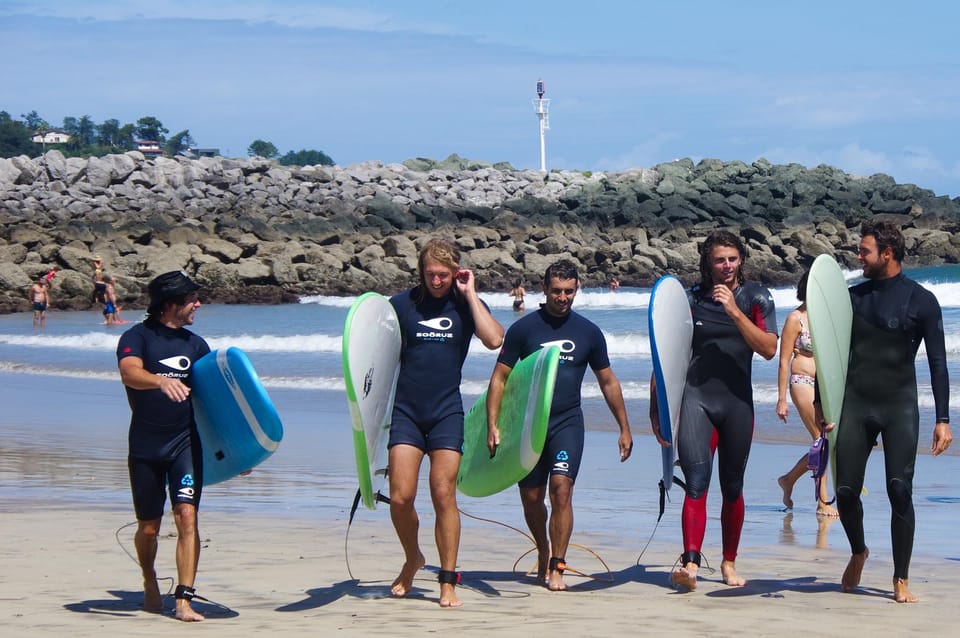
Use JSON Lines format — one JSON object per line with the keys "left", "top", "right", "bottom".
{"left": 387, "top": 238, "right": 503, "bottom": 608}
{"left": 775, "top": 269, "right": 838, "bottom": 517}
{"left": 650, "top": 230, "right": 778, "bottom": 591}
{"left": 509, "top": 278, "right": 526, "bottom": 312}
{"left": 816, "top": 220, "right": 951, "bottom": 603}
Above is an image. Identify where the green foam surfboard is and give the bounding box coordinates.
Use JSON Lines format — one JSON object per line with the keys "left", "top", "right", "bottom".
{"left": 457, "top": 346, "right": 560, "bottom": 497}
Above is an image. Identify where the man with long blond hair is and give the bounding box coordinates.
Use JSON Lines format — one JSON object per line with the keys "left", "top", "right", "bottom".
{"left": 387, "top": 238, "right": 503, "bottom": 607}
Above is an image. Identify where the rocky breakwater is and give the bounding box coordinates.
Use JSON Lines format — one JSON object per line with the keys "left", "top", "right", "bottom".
{"left": 1, "top": 150, "right": 960, "bottom": 314}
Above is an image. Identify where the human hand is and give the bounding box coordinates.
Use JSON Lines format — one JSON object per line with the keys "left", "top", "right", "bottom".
{"left": 158, "top": 376, "right": 191, "bottom": 403}
{"left": 776, "top": 399, "right": 789, "bottom": 423}
{"left": 486, "top": 425, "right": 500, "bottom": 458}
{"left": 932, "top": 422, "right": 953, "bottom": 456}
{"left": 455, "top": 269, "right": 474, "bottom": 293}
{"left": 619, "top": 430, "right": 633, "bottom": 462}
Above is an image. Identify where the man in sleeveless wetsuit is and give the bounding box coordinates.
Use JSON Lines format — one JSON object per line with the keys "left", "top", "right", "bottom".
{"left": 486, "top": 259, "right": 633, "bottom": 591}
{"left": 117, "top": 271, "right": 209, "bottom": 622}
{"left": 652, "top": 230, "right": 778, "bottom": 591}
{"left": 819, "top": 221, "right": 952, "bottom": 603}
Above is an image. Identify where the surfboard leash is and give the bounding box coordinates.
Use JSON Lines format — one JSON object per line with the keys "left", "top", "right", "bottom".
{"left": 114, "top": 520, "right": 236, "bottom": 616}
{"left": 636, "top": 476, "right": 687, "bottom": 564}
{"left": 458, "top": 507, "right": 614, "bottom": 584}
{"left": 344, "top": 488, "right": 391, "bottom": 581}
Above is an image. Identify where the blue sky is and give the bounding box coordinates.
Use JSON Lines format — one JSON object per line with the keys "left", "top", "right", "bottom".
{"left": 2, "top": 1, "right": 959, "bottom": 196}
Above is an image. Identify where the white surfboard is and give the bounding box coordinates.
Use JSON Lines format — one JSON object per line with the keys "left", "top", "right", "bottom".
{"left": 342, "top": 292, "right": 402, "bottom": 510}
{"left": 648, "top": 275, "right": 693, "bottom": 492}
{"left": 806, "top": 254, "right": 853, "bottom": 486}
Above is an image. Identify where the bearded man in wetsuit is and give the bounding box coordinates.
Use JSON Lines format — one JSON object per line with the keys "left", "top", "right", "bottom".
{"left": 818, "top": 220, "right": 952, "bottom": 603}
{"left": 117, "top": 271, "right": 209, "bottom": 622}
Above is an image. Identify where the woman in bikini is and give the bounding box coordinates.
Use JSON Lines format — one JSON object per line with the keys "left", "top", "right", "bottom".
{"left": 509, "top": 278, "right": 526, "bottom": 312}
{"left": 775, "top": 270, "right": 838, "bottom": 517}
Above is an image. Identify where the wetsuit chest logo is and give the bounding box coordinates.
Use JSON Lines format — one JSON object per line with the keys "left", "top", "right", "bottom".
{"left": 159, "top": 355, "right": 192, "bottom": 371}
{"left": 416, "top": 316, "right": 454, "bottom": 341}
{"left": 540, "top": 339, "right": 576, "bottom": 363}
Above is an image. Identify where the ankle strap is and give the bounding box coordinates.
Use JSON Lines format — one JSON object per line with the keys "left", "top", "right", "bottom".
{"left": 174, "top": 584, "right": 196, "bottom": 601}
{"left": 548, "top": 557, "right": 566, "bottom": 573}
{"left": 680, "top": 550, "right": 701, "bottom": 568}
{"left": 437, "top": 570, "right": 461, "bottom": 585}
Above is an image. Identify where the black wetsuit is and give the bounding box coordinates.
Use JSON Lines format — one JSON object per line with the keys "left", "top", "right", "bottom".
{"left": 117, "top": 319, "right": 211, "bottom": 520}
{"left": 836, "top": 273, "right": 949, "bottom": 579}
{"left": 677, "top": 281, "right": 777, "bottom": 562}
{"left": 496, "top": 307, "right": 611, "bottom": 485}
{"left": 388, "top": 287, "right": 481, "bottom": 452}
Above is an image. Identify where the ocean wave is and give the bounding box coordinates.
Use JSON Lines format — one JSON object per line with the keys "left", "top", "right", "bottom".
{"left": 8, "top": 328, "right": 960, "bottom": 358}
{"left": 299, "top": 271, "right": 960, "bottom": 310}
{"left": 2, "top": 362, "right": 955, "bottom": 409}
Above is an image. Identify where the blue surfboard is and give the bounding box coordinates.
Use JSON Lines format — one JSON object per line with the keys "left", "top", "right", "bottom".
{"left": 192, "top": 347, "right": 284, "bottom": 485}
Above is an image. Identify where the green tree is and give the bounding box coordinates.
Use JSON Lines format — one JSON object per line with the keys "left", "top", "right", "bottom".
{"left": 20, "top": 110, "right": 46, "bottom": 131}
{"left": 97, "top": 118, "right": 121, "bottom": 147}
{"left": 279, "top": 148, "right": 335, "bottom": 166}
{"left": 117, "top": 124, "right": 137, "bottom": 150}
{"left": 248, "top": 139, "right": 279, "bottom": 159}
{"left": 165, "top": 130, "right": 195, "bottom": 157}
{"left": 135, "top": 116, "right": 168, "bottom": 143}
{"left": 76, "top": 115, "right": 96, "bottom": 148}
{"left": 0, "top": 111, "right": 35, "bottom": 156}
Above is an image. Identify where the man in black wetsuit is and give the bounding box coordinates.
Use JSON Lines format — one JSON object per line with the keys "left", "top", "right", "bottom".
{"left": 486, "top": 259, "right": 633, "bottom": 591}
{"left": 117, "top": 271, "right": 210, "bottom": 621}
{"left": 820, "top": 220, "right": 952, "bottom": 603}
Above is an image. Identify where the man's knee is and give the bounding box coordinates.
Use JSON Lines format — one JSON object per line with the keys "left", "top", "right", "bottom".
{"left": 887, "top": 477, "right": 913, "bottom": 516}
{"left": 173, "top": 504, "right": 198, "bottom": 531}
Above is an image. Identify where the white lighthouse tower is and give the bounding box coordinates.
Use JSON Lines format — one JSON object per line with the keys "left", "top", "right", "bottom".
{"left": 532, "top": 78, "right": 550, "bottom": 172}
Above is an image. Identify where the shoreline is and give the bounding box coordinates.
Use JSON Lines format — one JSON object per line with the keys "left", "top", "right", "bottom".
{"left": 4, "top": 374, "right": 960, "bottom": 634}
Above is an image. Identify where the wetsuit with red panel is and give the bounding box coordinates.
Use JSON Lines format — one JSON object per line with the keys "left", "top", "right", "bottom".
{"left": 676, "top": 281, "right": 777, "bottom": 566}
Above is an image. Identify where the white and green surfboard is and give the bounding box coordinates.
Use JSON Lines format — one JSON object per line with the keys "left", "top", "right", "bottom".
{"left": 342, "top": 292, "right": 402, "bottom": 510}
{"left": 457, "top": 346, "right": 559, "bottom": 497}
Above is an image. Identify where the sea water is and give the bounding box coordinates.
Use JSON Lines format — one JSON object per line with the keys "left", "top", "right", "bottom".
{"left": 2, "top": 265, "right": 960, "bottom": 560}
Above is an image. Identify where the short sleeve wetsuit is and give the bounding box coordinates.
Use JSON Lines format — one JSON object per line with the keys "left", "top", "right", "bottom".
{"left": 496, "top": 307, "right": 611, "bottom": 486}
{"left": 836, "top": 273, "right": 948, "bottom": 580}
{"left": 677, "top": 281, "right": 777, "bottom": 563}
{"left": 117, "top": 319, "right": 211, "bottom": 520}
{"left": 389, "top": 287, "right": 482, "bottom": 452}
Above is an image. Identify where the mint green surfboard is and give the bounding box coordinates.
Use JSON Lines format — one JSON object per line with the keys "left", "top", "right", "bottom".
{"left": 342, "top": 292, "right": 401, "bottom": 510}
{"left": 457, "top": 346, "right": 560, "bottom": 498}
{"left": 806, "top": 254, "right": 852, "bottom": 486}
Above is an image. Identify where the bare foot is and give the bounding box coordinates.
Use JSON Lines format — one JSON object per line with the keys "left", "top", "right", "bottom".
{"left": 143, "top": 578, "right": 163, "bottom": 613}
{"left": 390, "top": 553, "right": 426, "bottom": 597}
{"left": 893, "top": 578, "right": 919, "bottom": 603}
{"left": 841, "top": 548, "right": 869, "bottom": 592}
{"left": 174, "top": 599, "right": 205, "bottom": 622}
{"left": 439, "top": 582, "right": 463, "bottom": 608}
{"left": 721, "top": 560, "right": 746, "bottom": 586}
{"left": 778, "top": 475, "right": 794, "bottom": 510}
{"left": 816, "top": 502, "right": 839, "bottom": 517}
{"left": 671, "top": 563, "right": 698, "bottom": 591}
{"left": 535, "top": 549, "right": 550, "bottom": 582}
{"left": 547, "top": 569, "right": 567, "bottom": 591}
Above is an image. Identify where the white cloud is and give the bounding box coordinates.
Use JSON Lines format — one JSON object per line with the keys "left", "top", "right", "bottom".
{"left": 593, "top": 132, "right": 680, "bottom": 172}
{"left": 0, "top": 0, "right": 456, "bottom": 34}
